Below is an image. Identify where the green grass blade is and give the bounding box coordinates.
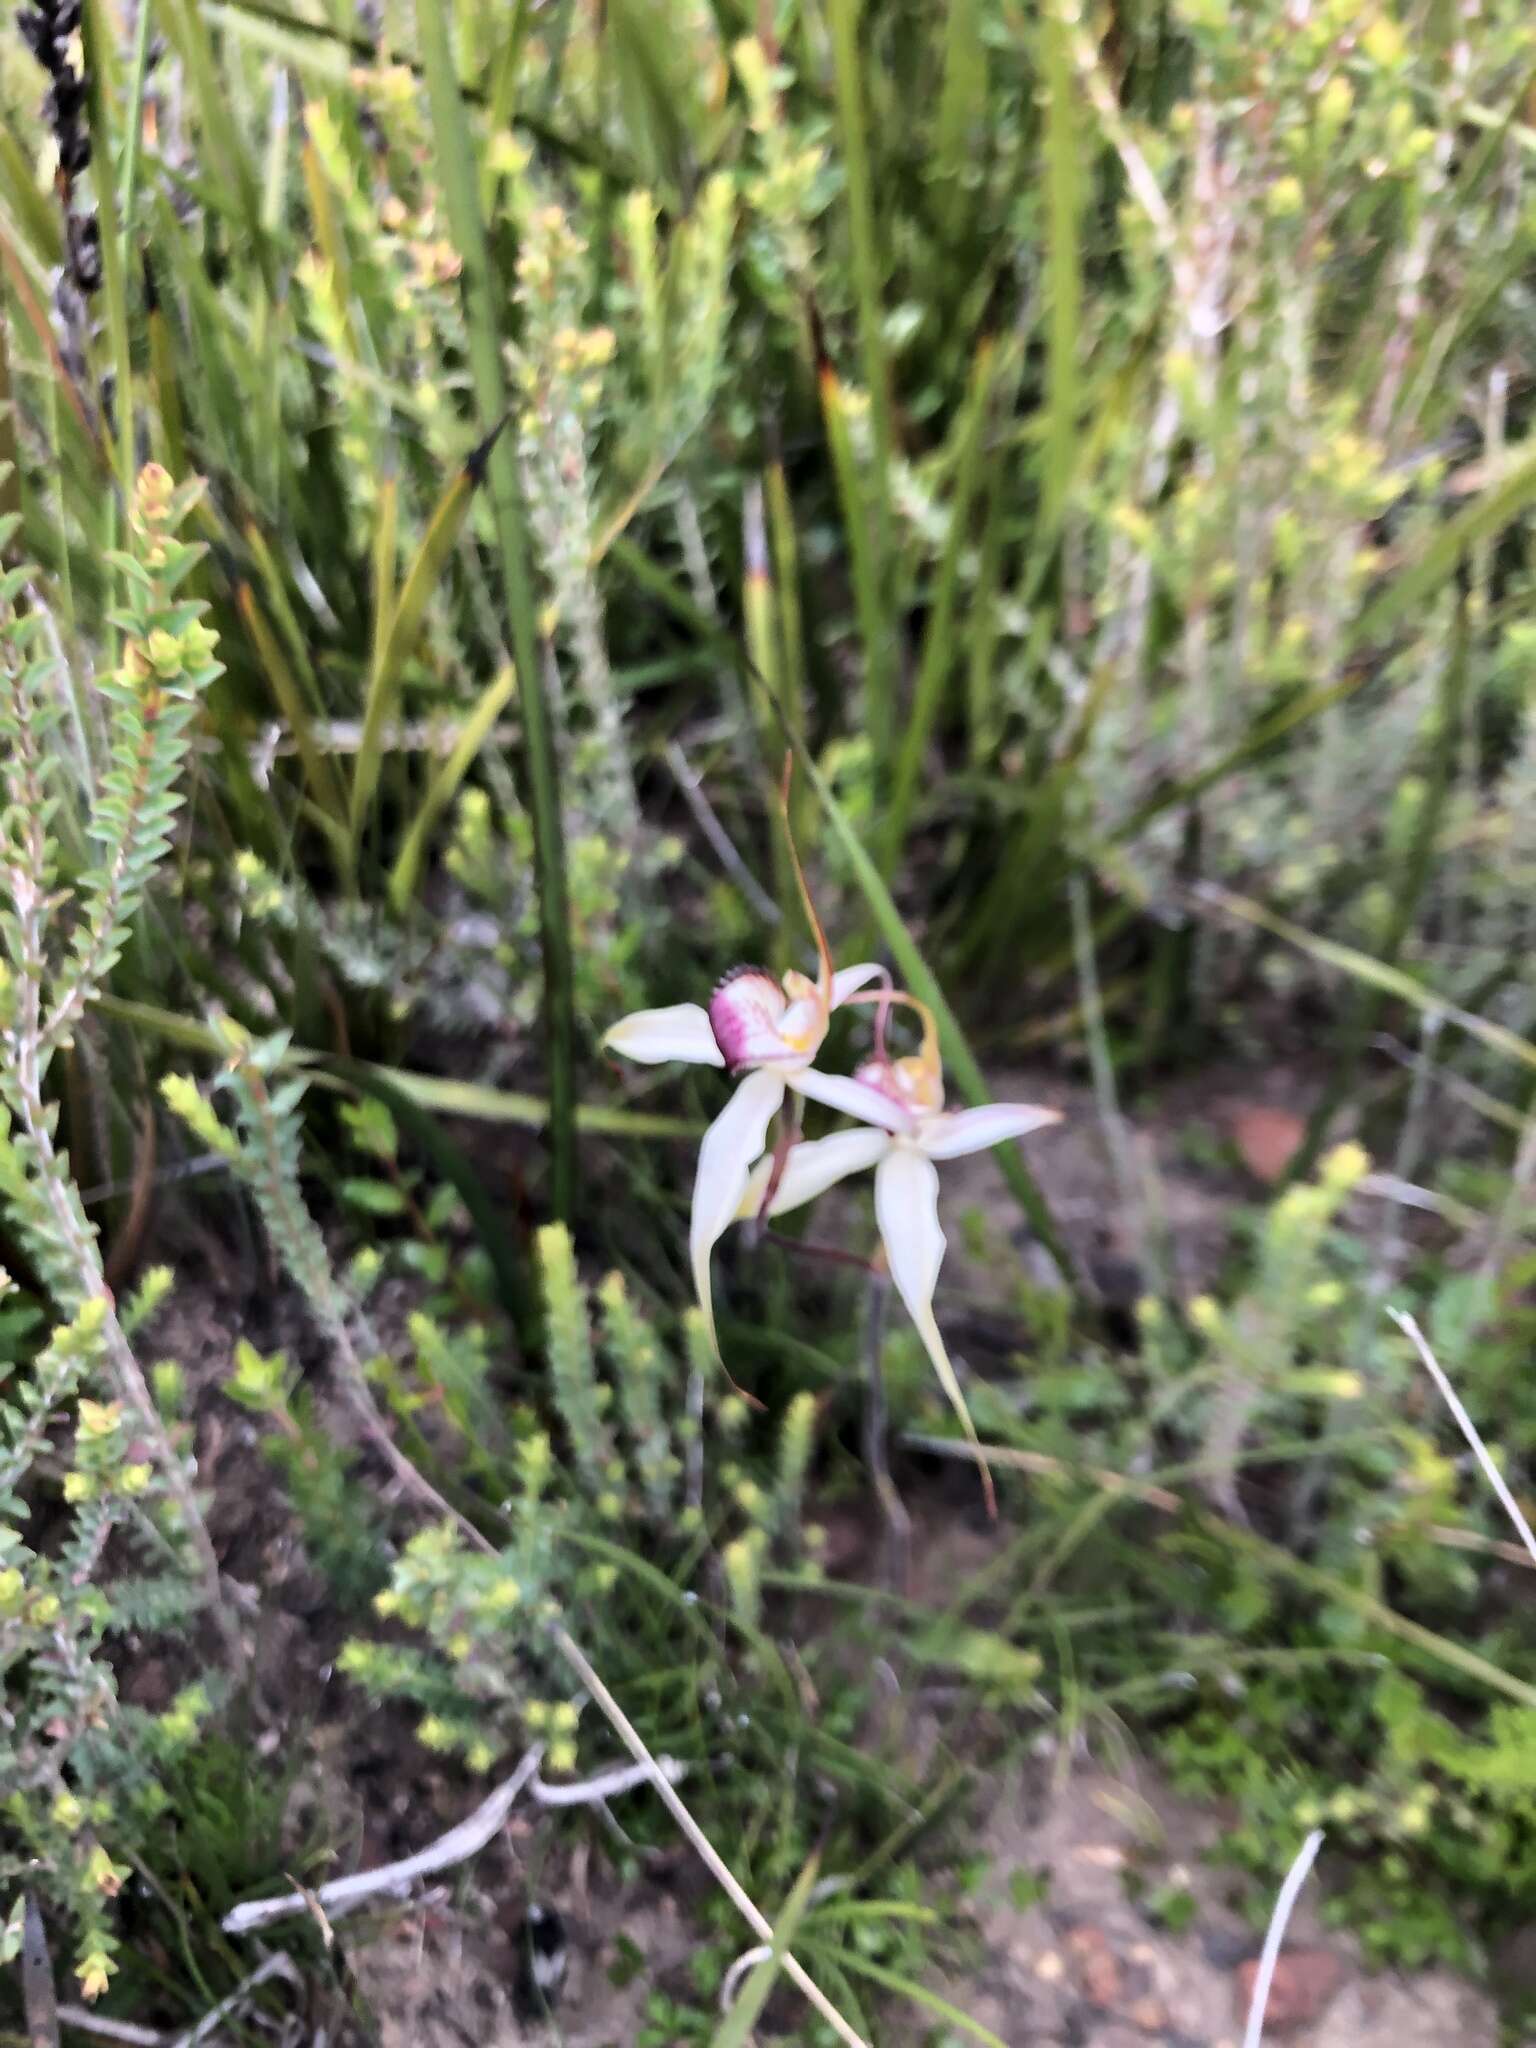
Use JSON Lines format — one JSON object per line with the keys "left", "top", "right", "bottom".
{"left": 157, "top": 0, "right": 276, "bottom": 299}
{"left": 1212, "top": 1515, "right": 1536, "bottom": 1712}
{"left": 1040, "top": 0, "right": 1083, "bottom": 532}
{"left": 1354, "top": 441, "right": 1536, "bottom": 646}
{"left": 118, "top": 0, "right": 156, "bottom": 248}
{"left": 826, "top": 0, "right": 894, "bottom": 542}
{"left": 709, "top": 1848, "right": 822, "bottom": 2048}
{"left": 370, "top": 1071, "right": 698, "bottom": 1139}
{"left": 0, "top": 112, "right": 64, "bottom": 264}
{"left": 415, "top": 0, "right": 577, "bottom": 1219}
{"left": 886, "top": 336, "right": 1001, "bottom": 864}
{"left": 82, "top": 0, "right": 133, "bottom": 508}
{"left": 387, "top": 662, "right": 520, "bottom": 916}
{"left": 204, "top": 0, "right": 355, "bottom": 82}
{"left": 0, "top": 225, "right": 104, "bottom": 460}
{"left": 95, "top": 997, "right": 697, "bottom": 1138}
{"left": 351, "top": 463, "right": 479, "bottom": 853}
{"left": 819, "top": 358, "right": 895, "bottom": 806}
{"left": 764, "top": 462, "right": 809, "bottom": 837}
{"left": 203, "top": 0, "right": 627, "bottom": 175}
{"left": 0, "top": 305, "right": 18, "bottom": 534}
{"left": 934, "top": 0, "right": 985, "bottom": 238}
{"left": 1193, "top": 881, "right": 1536, "bottom": 1081}
{"left": 823, "top": 1948, "right": 1006, "bottom": 2048}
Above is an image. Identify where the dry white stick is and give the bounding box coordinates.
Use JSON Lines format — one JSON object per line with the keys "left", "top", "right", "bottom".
{"left": 552, "top": 1625, "right": 870, "bottom": 2048}
{"left": 1242, "top": 1828, "right": 1325, "bottom": 2048}
{"left": 221, "top": 1748, "right": 544, "bottom": 1934}
{"left": 57, "top": 2010, "right": 164, "bottom": 2046}
{"left": 531, "top": 1756, "right": 687, "bottom": 1807}
{"left": 719, "top": 1943, "right": 774, "bottom": 2013}
{"left": 1389, "top": 1306, "right": 1536, "bottom": 1570}
{"left": 170, "top": 1953, "right": 302, "bottom": 2048}
{"left": 219, "top": 1749, "right": 690, "bottom": 1937}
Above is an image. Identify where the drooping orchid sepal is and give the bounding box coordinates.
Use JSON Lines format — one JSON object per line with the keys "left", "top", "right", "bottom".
{"left": 735, "top": 1026, "right": 1061, "bottom": 1520}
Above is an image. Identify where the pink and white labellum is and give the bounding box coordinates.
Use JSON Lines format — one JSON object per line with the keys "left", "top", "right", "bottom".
{"left": 738, "top": 1012, "right": 1060, "bottom": 1517}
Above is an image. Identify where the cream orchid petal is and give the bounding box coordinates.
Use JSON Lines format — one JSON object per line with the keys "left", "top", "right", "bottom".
{"left": 603, "top": 1003, "right": 725, "bottom": 1067}
{"left": 691, "top": 1068, "right": 787, "bottom": 1353}
{"left": 737, "top": 1126, "right": 893, "bottom": 1222}
{"left": 787, "top": 1066, "right": 915, "bottom": 1133}
{"left": 919, "top": 1103, "right": 1063, "bottom": 1160}
{"left": 829, "top": 961, "right": 885, "bottom": 1009}
{"left": 874, "top": 1146, "right": 996, "bottom": 1518}
{"left": 736, "top": 1152, "right": 775, "bottom": 1220}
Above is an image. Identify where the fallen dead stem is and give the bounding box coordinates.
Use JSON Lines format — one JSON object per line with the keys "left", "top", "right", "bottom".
{"left": 222, "top": 1749, "right": 691, "bottom": 1934}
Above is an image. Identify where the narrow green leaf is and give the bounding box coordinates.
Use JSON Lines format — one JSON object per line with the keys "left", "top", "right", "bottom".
{"left": 156, "top": 0, "right": 276, "bottom": 298}
{"left": 340, "top": 1177, "right": 408, "bottom": 1217}
{"left": 886, "top": 336, "right": 1002, "bottom": 864}
{"left": 1040, "top": 0, "right": 1083, "bottom": 531}
{"left": 820, "top": 361, "right": 894, "bottom": 805}
{"left": 1354, "top": 441, "right": 1536, "bottom": 646}
{"left": 0, "top": 112, "right": 64, "bottom": 265}
{"left": 934, "top": 0, "right": 986, "bottom": 234}
{"left": 82, "top": 0, "right": 134, "bottom": 512}
{"left": 387, "top": 662, "right": 520, "bottom": 916}
{"left": 416, "top": 0, "right": 577, "bottom": 1219}
{"left": 1194, "top": 880, "right": 1536, "bottom": 1079}
{"left": 827, "top": 0, "right": 894, "bottom": 536}
{"left": 1213, "top": 1514, "right": 1536, "bottom": 1712}
{"left": 709, "top": 1848, "right": 823, "bottom": 2048}
{"left": 825, "top": 1948, "right": 1007, "bottom": 2048}
{"left": 95, "top": 997, "right": 699, "bottom": 1139}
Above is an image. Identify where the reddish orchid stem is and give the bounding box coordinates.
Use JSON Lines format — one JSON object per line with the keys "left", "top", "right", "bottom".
{"left": 754, "top": 1091, "right": 803, "bottom": 1225}
{"left": 840, "top": 984, "right": 937, "bottom": 1068}
{"left": 763, "top": 1230, "right": 878, "bottom": 1274}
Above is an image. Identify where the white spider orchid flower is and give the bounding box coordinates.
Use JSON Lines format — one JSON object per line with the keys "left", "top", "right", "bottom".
{"left": 738, "top": 1011, "right": 1060, "bottom": 1514}
{"left": 603, "top": 953, "right": 884, "bottom": 1353}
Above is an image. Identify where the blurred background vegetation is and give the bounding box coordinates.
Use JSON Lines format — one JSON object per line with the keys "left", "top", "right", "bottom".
{"left": 6, "top": 0, "right": 1536, "bottom": 2039}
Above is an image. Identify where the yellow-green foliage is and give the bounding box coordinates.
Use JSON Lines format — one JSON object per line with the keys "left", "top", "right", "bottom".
{"left": 599, "top": 1270, "right": 680, "bottom": 1516}
{"left": 537, "top": 1221, "right": 613, "bottom": 1486}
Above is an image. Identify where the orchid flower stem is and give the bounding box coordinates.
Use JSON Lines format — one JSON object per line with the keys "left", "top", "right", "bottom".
{"left": 763, "top": 1230, "right": 878, "bottom": 1274}
{"left": 862, "top": 1263, "right": 911, "bottom": 1594}
{"left": 755, "top": 1095, "right": 804, "bottom": 1224}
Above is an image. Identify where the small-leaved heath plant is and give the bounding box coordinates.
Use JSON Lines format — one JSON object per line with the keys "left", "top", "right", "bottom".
{"left": 0, "top": 467, "right": 228, "bottom": 1997}
{"left": 336, "top": 1225, "right": 817, "bottom": 1776}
